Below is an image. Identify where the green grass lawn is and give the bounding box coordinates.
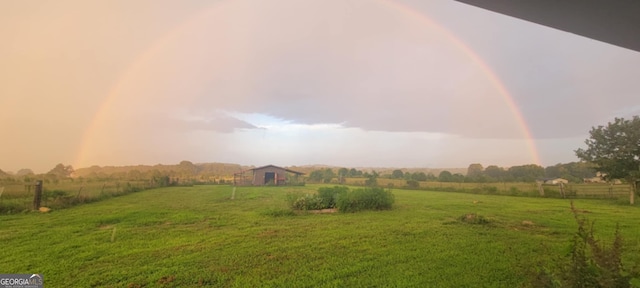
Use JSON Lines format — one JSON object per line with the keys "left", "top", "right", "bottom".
{"left": 1, "top": 185, "right": 639, "bottom": 287}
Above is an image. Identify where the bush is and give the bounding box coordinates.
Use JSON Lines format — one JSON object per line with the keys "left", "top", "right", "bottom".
{"left": 290, "top": 194, "right": 325, "bottom": 210}
{"left": 405, "top": 180, "right": 419, "bottom": 189}
{"left": 288, "top": 186, "right": 395, "bottom": 213}
{"left": 484, "top": 186, "right": 498, "bottom": 194}
{"left": 317, "top": 186, "right": 349, "bottom": 208}
{"left": 335, "top": 187, "right": 395, "bottom": 213}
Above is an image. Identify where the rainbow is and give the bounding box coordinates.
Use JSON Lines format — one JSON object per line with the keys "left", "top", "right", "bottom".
{"left": 74, "top": 0, "right": 541, "bottom": 168}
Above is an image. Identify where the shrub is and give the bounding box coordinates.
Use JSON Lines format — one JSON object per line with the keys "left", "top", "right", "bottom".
{"left": 484, "top": 186, "right": 498, "bottom": 194}
{"left": 317, "top": 186, "right": 349, "bottom": 208}
{"left": 335, "top": 187, "right": 394, "bottom": 213}
{"left": 290, "top": 194, "right": 325, "bottom": 210}
{"left": 405, "top": 180, "right": 420, "bottom": 189}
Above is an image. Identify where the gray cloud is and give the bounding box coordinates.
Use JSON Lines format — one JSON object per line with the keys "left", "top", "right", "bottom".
{"left": 177, "top": 114, "right": 257, "bottom": 133}
{"left": 141, "top": 0, "right": 640, "bottom": 140}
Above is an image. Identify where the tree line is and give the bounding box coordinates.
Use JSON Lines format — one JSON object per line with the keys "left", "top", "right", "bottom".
{"left": 305, "top": 162, "right": 597, "bottom": 184}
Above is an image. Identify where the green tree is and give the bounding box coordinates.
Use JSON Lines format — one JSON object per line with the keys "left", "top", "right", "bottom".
{"left": 365, "top": 171, "right": 378, "bottom": 187}
{"left": 575, "top": 116, "right": 640, "bottom": 204}
{"left": 391, "top": 169, "right": 404, "bottom": 179}
{"left": 347, "top": 168, "right": 362, "bottom": 177}
{"left": 451, "top": 173, "right": 465, "bottom": 183}
{"left": 544, "top": 162, "right": 597, "bottom": 183}
{"left": 16, "top": 168, "right": 34, "bottom": 177}
{"left": 47, "top": 163, "right": 74, "bottom": 179}
{"left": 308, "top": 170, "right": 324, "bottom": 183}
{"left": 438, "top": 170, "right": 453, "bottom": 182}
{"left": 322, "top": 168, "right": 336, "bottom": 183}
{"left": 466, "top": 163, "right": 484, "bottom": 182}
{"left": 507, "top": 164, "right": 544, "bottom": 182}
{"left": 178, "top": 160, "right": 197, "bottom": 175}
{"left": 411, "top": 172, "right": 428, "bottom": 181}
{"left": 338, "top": 168, "right": 349, "bottom": 178}
{"left": 483, "top": 165, "right": 505, "bottom": 182}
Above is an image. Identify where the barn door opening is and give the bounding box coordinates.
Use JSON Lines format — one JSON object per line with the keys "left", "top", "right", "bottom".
{"left": 264, "top": 172, "right": 275, "bottom": 185}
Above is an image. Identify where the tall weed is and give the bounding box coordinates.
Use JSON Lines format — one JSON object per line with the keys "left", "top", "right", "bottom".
{"left": 526, "top": 202, "right": 640, "bottom": 287}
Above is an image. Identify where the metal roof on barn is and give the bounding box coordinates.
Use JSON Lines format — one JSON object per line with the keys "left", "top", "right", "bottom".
{"left": 248, "top": 165, "right": 305, "bottom": 175}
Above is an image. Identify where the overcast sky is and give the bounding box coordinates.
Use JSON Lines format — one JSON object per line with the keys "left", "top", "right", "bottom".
{"left": 2, "top": 0, "right": 639, "bottom": 173}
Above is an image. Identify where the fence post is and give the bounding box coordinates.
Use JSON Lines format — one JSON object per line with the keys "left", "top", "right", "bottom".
{"left": 536, "top": 182, "right": 545, "bottom": 196}
{"left": 33, "top": 180, "right": 43, "bottom": 210}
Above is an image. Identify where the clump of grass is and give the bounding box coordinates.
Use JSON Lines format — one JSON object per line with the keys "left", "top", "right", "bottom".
{"left": 317, "top": 186, "right": 348, "bottom": 208}
{"left": 459, "top": 213, "right": 490, "bottom": 225}
{"left": 286, "top": 186, "right": 394, "bottom": 212}
{"left": 335, "top": 187, "right": 395, "bottom": 213}
{"left": 290, "top": 194, "right": 325, "bottom": 210}
{"left": 287, "top": 186, "right": 349, "bottom": 210}
{"left": 260, "top": 208, "right": 296, "bottom": 217}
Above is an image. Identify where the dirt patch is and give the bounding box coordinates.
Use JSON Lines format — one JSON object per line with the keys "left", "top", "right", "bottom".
{"left": 307, "top": 208, "right": 338, "bottom": 214}
{"left": 258, "top": 230, "right": 278, "bottom": 238}
{"left": 573, "top": 209, "right": 591, "bottom": 214}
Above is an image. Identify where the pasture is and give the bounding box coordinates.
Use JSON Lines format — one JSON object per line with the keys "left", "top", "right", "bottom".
{"left": 346, "top": 178, "right": 633, "bottom": 198}
{"left": 1, "top": 185, "right": 639, "bottom": 287}
{"left": 0, "top": 180, "right": 148, "bottom": 213}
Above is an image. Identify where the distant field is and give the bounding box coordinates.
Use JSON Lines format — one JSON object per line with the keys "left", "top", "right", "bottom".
{"left": 345, "top": 178, "right": 632, "bottom": 198}
{"left": 1, "top": 185, "right": 639, "bottom": 287}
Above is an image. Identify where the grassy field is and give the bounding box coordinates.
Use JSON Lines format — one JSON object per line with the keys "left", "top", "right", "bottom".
{"left": 1, "top": 185, "right": 639, "bottom": 287}
{"left": 345, "top": 178, "right": 632, "bottom": 198}
{"left": 0, "top": 180, "right": 149, "bottom": 213}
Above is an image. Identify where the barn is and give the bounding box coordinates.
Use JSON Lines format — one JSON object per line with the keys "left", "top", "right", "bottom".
{"left": 233, "top": 165, "right": 304, "bottom": 186}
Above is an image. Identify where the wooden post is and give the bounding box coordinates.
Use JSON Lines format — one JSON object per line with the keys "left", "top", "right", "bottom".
{"left": 537, "top": 182, "right": 545, "bottom": 196}
{"left": 33, "top": 180, "right": 43, "bottom": 210}
{"left": 631, "top": 181, "right": 636, "bottom": 205}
